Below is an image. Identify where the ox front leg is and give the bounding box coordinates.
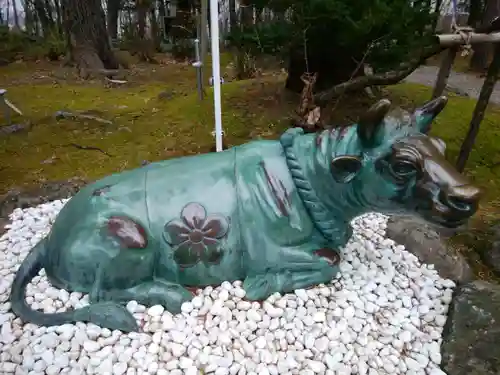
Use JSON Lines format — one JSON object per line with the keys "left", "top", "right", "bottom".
{"left": 243, "top": 248, "right": 341, "bottom": 301}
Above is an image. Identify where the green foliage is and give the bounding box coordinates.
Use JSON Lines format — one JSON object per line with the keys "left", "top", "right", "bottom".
{"left": 0, "top": 26, "right": 66, "bottom": 63}
{"left": 0, "top": 25, "right": 30, "bottom": 61}
{"left": 117, "top": 22, "right": 139, "bottom": 50}
{"left": 227, "top": 21, "right": 295, "bottom": 58}
{"left": 171, "top": 39, "right": 196, "bottom": 60}
{"left": 228, "top": 0, "right": 438, "bottom": 73}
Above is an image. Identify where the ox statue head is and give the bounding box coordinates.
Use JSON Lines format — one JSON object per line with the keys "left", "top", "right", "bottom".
{"left": 325, "top": 96, "right": 482, "bottom": 228}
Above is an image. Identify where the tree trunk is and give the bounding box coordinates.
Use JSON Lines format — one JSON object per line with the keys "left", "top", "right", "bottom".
{"left": 12, "top": 0, "right": 20, "bottom": 29}
{"left": 201, "top": 0, "right": 208, "bottom": 58}
{"left": 137, "top": 0, "right": 147, "bottom": 39}
{"left": 44, "top": 0, "right": 54, "bottom": 23}
{"left": 6, "top": 0, "right": 10, "bottom": 25}
{"left": 53, "top": 0, "right": 63, "bottom": 34}
{"left": 434, "top": 0, "right": 443, "bottom": 13}
{"left": 235, "top": 0, "right": 254, "bottom": 79}
{"left": 150, "top": 5, "right": 160, "bottom": 50}
{"left": 468, "top": 0, "right": 484, "bottom": 27}
{"left": 239, "top": 0, "right": 253, "bottom": 26}
{"left": 23, "top": 0, "right": 36, "bottom": 34}
{"left": 228, "top": 0, "right": 236, "bottom": 32}
{"left": 470, "top": 0, "right": 498, "bottom": 72}
{"left": 62, "top": 0, "right": 119, "bottom": 74}
{"left": 158, "top": 0, "right": 166, "bottom": 40}
{"left": 134, "top": 0, "right": 157, "bottom": 62}
{"left": 106, "top": 0, "right": 120, "bottom": 41}
{"left": 33, "top": 0, "right": 54, "bottom": 36}
{"left": 432, "top": 0, "right": 443, "bottom": 30}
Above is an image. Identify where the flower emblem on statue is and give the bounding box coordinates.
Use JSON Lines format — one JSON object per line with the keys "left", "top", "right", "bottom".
{"left": 163, "top": 202, "right": 229, "bottom": 267}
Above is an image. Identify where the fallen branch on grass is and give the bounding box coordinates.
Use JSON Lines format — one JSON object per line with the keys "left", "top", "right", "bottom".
{"left": 0, "top": 122, "right": 32, "bottom": 135}
{"left": 4, "top": 98, "right": 23, "bottom": 116}
{"left": 64, "top": 143, "right": 111, "bottom": 157}
{"left": 54, "top": 110, "right": 113, "bottom": 125}
{"left": 314, "top": 43, "right": 445, "bottom": 104}
{"left": 105, "top": 77, "right": 128, "bottom": 84}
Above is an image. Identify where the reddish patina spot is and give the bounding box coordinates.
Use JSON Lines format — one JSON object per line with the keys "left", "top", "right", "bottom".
{"left": 260, "top": 162, "right": 292, "bottom": 217}
{"left": 314, "top": 248, "right": 341, "bottom": 266}
{"left": 315, "top": 132, "right": 323, "bottom": 146}
{"left": 337, "top": 126, "right": 349, "bottom": 141}
{"left": 107, "top": 216, "right": 148, "bottom": 249}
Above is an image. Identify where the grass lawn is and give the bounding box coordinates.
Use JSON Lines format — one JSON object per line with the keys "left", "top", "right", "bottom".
{"left": 426, "top": 50, "right": 491, "bottom": 77}
{"left": 426, "top": 51, "right": 473, "bottom": 74}
{"left": 0, "top": 57, "right": 498, "bottom": 277}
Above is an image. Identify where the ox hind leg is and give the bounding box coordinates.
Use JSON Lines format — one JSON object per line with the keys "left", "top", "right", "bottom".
{"left": 89, "top": 252, "right": 192, "bottom": 315}
{"left": 243, "top": 248, "right": 341, "bottom": 301}
{"left": 91, "top": 279, "right": 193, "bottom": 314}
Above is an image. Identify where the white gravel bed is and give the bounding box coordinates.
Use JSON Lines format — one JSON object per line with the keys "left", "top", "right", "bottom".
{"left": 0, "top": 199, "right": 452, "bottom": 375}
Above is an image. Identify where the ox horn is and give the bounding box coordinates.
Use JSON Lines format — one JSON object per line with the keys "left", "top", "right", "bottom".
{"left": 357, "top": 99, "right": 391, "bottom": 147}
{"left": 414, "top": 95, "right": 448, "bottom": 133}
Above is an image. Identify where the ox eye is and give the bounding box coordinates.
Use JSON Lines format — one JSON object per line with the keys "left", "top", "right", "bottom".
{"left": 391, "top": 160, "right": 416, "bottom": 177}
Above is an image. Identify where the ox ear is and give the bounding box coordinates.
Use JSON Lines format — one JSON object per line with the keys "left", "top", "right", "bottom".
{"left": 331, "top": 156, "right": 363, "bottom": 184}
{"left": 414, "top": 96, "right": 448, "bottom": 134}
{"left": 357, "top": 99, "right": 391, "bottom": 148}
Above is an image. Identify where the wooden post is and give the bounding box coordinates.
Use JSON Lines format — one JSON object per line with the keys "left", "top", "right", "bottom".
{"left": 432, "top": 46, "right": 459, "bottom": 99}
{"left": 456, "top": 42, "right": 500, "bottom": 172}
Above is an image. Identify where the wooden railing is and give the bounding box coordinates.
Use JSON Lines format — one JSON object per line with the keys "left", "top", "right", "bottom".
{"left": 432, "top": 29, "right": 500, "bottom": 172}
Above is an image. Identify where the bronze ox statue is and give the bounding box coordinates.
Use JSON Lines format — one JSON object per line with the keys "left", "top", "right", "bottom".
{"left": 10, "top": 96, "right": 482, "bottom": 332}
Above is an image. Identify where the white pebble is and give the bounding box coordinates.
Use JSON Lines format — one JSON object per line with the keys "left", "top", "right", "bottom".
{"left": 0, "top": 204, "right": 454, "bottom": 375}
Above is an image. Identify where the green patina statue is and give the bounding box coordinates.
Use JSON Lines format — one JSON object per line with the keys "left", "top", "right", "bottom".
{"left": 10, "top": 96, "right": 482, "bottom": 332}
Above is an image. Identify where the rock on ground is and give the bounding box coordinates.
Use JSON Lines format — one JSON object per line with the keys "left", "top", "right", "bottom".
{"left": 386, "top": 215, "right": 473, "bottom": 284}
{"left": 441, "top": 280, "right": 500, "bottom": 375}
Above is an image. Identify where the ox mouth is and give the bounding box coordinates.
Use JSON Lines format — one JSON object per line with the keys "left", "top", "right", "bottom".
{"left": 419, "top": 208, "right": 471, "bottom": 229}
{"left": 429, "top": 215, "right": 468, "bottom": 229}
{"left": 414, "top": 192, "right": 479, "bottom": 229}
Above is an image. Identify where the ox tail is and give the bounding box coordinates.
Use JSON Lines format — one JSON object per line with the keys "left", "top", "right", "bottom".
{"left": 9, "top": 239, "right": 139, "bottom": 332}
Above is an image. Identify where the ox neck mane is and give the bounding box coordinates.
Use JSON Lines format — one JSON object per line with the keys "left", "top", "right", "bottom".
{"left": 281, "top": 128, "right": 366, "bottom": 247}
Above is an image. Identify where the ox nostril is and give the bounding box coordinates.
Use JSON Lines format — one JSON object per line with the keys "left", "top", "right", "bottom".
{"left": 442, "top": 185, "right": 482, "bottom": 212}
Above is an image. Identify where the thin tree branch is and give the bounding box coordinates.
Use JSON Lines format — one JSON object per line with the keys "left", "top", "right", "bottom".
{"left": 314, "top": 42, "right": 445, "bottom": 105}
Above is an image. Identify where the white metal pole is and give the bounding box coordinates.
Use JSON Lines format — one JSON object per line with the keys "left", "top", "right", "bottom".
{"left": 209, "top": 0, "right": 224, "bottom": 152}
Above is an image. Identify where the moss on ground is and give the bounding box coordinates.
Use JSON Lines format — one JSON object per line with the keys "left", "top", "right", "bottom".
{"left": 1, "top": 62, "right": 498, "bottom": 202}
{"left": 1, "top": 60, "right": 499, "bottom": 277}
{"left": 0, "top": 59, "right": 291, "bottom": 193}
